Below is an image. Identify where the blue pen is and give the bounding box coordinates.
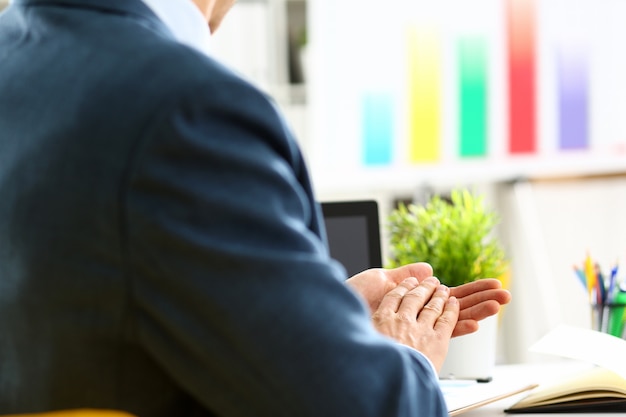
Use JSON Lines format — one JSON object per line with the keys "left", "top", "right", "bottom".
{"left": 607, "top": 264, "right": 619, "bottom": 303}
{"left": 573, "top": 265, "right": 587, "bottom": 290}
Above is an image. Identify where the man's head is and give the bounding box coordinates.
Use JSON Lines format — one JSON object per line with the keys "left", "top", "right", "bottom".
{"left": 191, "top": 0, "right": 236, "bottom": 33}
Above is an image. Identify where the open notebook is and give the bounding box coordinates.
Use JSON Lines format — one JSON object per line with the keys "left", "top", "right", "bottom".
{"left": 505, "top": 326, "right": 626, "bottom": 413}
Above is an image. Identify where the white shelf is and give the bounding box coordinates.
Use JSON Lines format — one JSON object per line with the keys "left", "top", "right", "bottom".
{"left": 310, "top": 154, "right": 626, "bottom": 195}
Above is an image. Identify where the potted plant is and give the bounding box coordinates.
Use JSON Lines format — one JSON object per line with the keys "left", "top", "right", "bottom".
{"left": 386, "top": 188, "right": 508, "bottom": 380}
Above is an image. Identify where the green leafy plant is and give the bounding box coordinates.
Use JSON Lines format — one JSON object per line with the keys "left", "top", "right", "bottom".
{"left": 386, "top": 189, "right": 508, "bottom": 286}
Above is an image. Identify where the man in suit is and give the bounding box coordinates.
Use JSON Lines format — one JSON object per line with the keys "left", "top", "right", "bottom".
{"left": 0, "top": 0, "right": 511, "bottom": 416}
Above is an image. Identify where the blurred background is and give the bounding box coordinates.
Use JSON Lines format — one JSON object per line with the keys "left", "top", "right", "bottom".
{"left": 210, "top": 0, "right": 626, "bottom": 366}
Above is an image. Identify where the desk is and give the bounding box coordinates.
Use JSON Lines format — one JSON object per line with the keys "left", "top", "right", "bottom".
{"left": 456, "top": 360, "right": 624, "bottom": 417}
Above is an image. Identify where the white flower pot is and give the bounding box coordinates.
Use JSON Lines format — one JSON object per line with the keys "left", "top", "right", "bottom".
{"left": 439, "top": 314, "right": 498, "bottom": 382}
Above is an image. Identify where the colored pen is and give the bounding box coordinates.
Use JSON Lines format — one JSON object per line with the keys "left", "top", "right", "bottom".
{"left": 573, "top": 265, "right": 587, "bottom": 290}
{"left": 607, "top": 264, "right": 619, "bottom": 303}
{"left": 595, "top": 263, "right": 607, "bottom": 304}
{"left": 584, "top": 253, "right": 596, "bottom": 303}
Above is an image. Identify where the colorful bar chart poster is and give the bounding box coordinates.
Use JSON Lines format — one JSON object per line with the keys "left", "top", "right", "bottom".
{"left": 507, "top": 0, "right": 537, "bottom": 154}
{"left": 308, "top": 0, "right": 626, "bottom": 190}
{"left": 458, "top": 36, "right": 488, "bottom": 157}
{"left": 407, "top": 25, "right": 441, "bottom": 163}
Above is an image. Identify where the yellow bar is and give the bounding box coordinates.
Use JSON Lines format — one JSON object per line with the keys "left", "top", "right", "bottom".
{"left": 408, "top": 26, "right": 441, "bottom": 163}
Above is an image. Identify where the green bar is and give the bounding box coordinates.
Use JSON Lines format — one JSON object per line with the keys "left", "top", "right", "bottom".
{"left": 459, "top": 37, "right": 487, "bottom": 157}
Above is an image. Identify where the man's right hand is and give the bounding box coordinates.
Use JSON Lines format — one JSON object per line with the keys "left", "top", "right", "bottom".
{"left": 371, "top": 277, "right": 459, "bottom": 372}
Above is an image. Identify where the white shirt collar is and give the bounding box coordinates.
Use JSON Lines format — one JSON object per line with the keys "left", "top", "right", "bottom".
{"left": 141, "top": 0, "right": 212, "bottom": 56}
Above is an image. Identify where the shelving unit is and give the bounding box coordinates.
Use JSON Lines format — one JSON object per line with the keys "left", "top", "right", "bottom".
{"left": 212, "top": 0, "right": 307, "bottom": 102}
{"left": 305, "top": 0, "right": 626, "bottom": 197}
{"left": 210, "top": 0, "right": 310, "bottom": 154}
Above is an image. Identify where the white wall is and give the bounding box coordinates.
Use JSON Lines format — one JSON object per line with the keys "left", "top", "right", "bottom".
{"left": 495, "top": 175, "right": 626, "bottom": 364}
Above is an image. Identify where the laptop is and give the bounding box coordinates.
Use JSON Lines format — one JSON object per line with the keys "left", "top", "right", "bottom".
{"left": 320, "top": 200, "right": 383, "bottom": 277}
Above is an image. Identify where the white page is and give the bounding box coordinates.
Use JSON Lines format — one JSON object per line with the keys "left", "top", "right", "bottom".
{"left": 529, "top": 325, "right": 626, "bottom": 379}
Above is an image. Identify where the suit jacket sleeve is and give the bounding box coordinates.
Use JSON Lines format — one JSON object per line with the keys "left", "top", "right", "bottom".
{"left": 123, "top": 73, "right": 448, "bottom": 417}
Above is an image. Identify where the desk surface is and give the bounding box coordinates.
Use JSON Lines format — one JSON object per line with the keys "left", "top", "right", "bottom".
{"left": 457, "top": 360, "right": 623, "bottom": 417}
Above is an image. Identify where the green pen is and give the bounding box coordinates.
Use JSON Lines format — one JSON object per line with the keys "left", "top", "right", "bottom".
{"left": 608, "top": 289, "right": 626, "bottom": 338}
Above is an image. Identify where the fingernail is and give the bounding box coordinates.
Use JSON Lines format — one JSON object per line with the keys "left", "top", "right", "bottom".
{"left": 424, "top": 277, "right": 439, "bottom": 285}
{"left": 437, "top": 285, "right": 449, "bottom": 293}
{"left": 447, "top": 296, "right": 458, "bottom": 305}
{"left": 403, "top": 277, "right": 418, "bottom": 285}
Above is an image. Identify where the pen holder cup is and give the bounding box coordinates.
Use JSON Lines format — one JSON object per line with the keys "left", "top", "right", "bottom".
{"left": 590, "top": 303, "right": 626, "bottom": 339}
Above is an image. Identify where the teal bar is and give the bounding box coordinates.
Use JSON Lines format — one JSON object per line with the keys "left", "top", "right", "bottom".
{"left": 362, "top": 93, "right": 393, "bottom": 166}
{"left": 459, "top": 37, "right": 488, "bottom": 157}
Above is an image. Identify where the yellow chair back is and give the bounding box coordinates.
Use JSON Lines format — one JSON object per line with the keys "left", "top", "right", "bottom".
{"left": 2, "top": 411, "right": 135, "bottom": 417}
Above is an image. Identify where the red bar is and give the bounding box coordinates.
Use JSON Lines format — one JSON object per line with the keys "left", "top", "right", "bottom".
{"left": 507, "top": 0, "right": 537, "bottom": 154}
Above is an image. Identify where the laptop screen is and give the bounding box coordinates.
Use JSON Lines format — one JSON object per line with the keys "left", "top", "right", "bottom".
{"left": 321, "top": 200, "right": 382, "bottom": 277}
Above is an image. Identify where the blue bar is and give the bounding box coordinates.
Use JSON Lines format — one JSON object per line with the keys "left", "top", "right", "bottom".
{"left": 362, "top": 93, "right": 394, "bottom": 166}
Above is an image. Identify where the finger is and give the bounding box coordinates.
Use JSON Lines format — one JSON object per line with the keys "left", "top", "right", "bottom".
{"left": 396, "top": 277, "right": 440, "bottom": 319}
{"left": 458, "top": 299, "right": 502, "bottom": 322}
{"left": 450, "top": 279, "right": 504, "bottom": 298}
{"left": 386, "top": 263, "right": 434, "bottom": 286}
{"left": 434, "top": 296, "right": 460, "bottom": 337}
{"left": 456, "top": 289, "right": 511, "bottom": 315}
{"left": 453, "top": 300, "right": 503, "bottom": 338}
{"left": 451, "top": 290, "right": 511, "bottom": 319}
{"left": 451, "top": 318, "right": 479, "bottom": 338}
{"left": 414, "top": 283, "right": 448, "bottom": 322}
{"left": 377, "top": 277, "right": 419, "bottom": 313}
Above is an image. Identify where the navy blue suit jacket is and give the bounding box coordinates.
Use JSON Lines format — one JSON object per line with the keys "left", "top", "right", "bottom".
{"left": 0, "top": 1, "right": 447, "bottom": 416}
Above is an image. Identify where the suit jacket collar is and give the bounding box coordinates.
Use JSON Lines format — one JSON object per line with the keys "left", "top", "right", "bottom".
{"left": 12, "top": 0, "right": 172, "bottom": 37}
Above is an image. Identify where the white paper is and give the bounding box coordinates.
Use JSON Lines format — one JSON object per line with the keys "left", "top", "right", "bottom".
{"left": 529, "top": 325, "right": 626, "bottom": 379}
